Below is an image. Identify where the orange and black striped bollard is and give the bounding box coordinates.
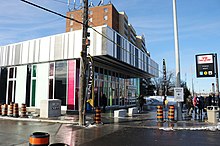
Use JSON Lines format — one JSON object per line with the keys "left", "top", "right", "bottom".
{"left": 157, "top": 105, "right": 163, "bottom": 122}
{"left": 168, "top": 105, "right": 175, "bottom": 121}
{"left": 8, "top": 102, "right": 13, "bottom": 117}
{"left": 94, "top": 107, "right": 102, "bottom": 124}
{"left": 13, "top": 103, "right": 19, "bottom": 118}
{"left": 2, "top": 104, "right": 8, "bottom": 116}
{"left": 20, "top": 103, "right": 27, "bottom": 118}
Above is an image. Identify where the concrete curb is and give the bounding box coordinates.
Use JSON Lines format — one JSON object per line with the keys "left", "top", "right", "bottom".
{"left": 0, "top": 116, "right": 78, "bottom": 124}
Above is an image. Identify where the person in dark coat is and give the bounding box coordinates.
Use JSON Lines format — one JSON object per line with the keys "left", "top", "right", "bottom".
{"left": 198, "top": 96, "right": 204, "bottom": 118}
{"left": 101, "top": 94, "right": 107, "bottom": 113}
{"left": 137, "top": 95, "right": 145, "bottom": 113}
{"left": 186, "top": 95, "right": 193, "bottom": 116}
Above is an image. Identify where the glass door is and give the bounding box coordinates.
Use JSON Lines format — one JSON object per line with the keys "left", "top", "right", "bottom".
{"left": 6, "top": 67, "right": 17, "bottom": 104}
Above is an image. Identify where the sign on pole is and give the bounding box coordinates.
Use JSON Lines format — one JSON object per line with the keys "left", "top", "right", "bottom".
{"left": 174, "top": 87, "right": 184, "bottom": 102}
{"left": 195, "top": 54, "right": 215, "bottom": 77}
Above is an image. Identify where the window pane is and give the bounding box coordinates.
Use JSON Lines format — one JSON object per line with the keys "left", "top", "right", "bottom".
{"left": 104, "top": 15, "right": 108, "bottom": 20}
{"left": 104, "top": 8, "right": 108, "bottom": 12}
{"left": 26, "top": 65, "right": 31, "bottom": 107}
{"left": 13, "top": 81, "right": 16, "bottom": 102}
{"left": 0, "top": 68, "right": 7, "bottom": 104}
{"left": 32, "top": 65, "right": 37, "bottom": 77}
{"left": 31, "top": 80, "right": 36, "bottom": 106}
{"left": 55, "top": 61, "right": 67, "bottom": 105}
{"left": 9, "top": 68, "right": 14, "bottom": 78}
{"left": 49, "top": 63, "right": 54, "bottom": 76}
{"left": 8, "top": 81, "right": 13, "bottom": 103}
{"left": 15, "top": 67, "right": 17, "bottom": 78}
{"left": 49, "top": 79, "right": 53, "bottom": 99}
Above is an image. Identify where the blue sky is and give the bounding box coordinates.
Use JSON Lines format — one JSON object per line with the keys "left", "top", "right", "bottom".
{"left": 0, "top": 0, "right": 220, "bottom": 93}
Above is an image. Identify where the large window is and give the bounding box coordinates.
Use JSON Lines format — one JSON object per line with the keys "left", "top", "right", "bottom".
{"left": 92, "top": 66, "right": 139, "bottom": 107}
{"left": 55, "top": 61, "right": 67, "bottom": 106}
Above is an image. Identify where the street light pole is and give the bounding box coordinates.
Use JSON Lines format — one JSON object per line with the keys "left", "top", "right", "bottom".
{"left": 79, "top": 0, "right": 89, "bottom": 126}
{"left": 172, "top": 0, "right": 182, "bottom": 120}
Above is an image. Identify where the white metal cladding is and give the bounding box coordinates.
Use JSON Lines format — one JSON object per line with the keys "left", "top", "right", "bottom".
{"left": 35, "top": 63, "right": 49, "bottom": 108}
{"left": 15, "top": 65, "right": 27, "bottom": 105}
{"left": 0, "top": 25, "right": 158, "bottom": 77}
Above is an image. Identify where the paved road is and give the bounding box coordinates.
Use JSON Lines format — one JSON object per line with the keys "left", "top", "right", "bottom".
{"left": 1, "top": 119, "right": 220, "bottom": 146}
{"left": 0, "top": 106, "right": 220, "bottom": 146}
{"left": 81, "top": 127, "right": 220, "bottom": 146}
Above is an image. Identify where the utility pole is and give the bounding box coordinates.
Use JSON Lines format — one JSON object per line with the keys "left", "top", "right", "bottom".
{"left": 172, "top": 0, "right": 182, "bottom": 120}
{"left": 79, "top": 0, "right": 89, "bottom": 126}
{"left": 163, "top": 59, "right": 167, "bottom": 106}
{"left": 215, "top": 53, "right": 219, "bottom": 106}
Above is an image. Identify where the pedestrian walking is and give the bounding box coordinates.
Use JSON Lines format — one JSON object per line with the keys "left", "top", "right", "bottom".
{"left": 193, "top": 96, "right": 198, "bottom": 114}
{"left": 186, "top": 95, "right": 193, "bottom": 116}
{"left": 137, "top": 94, "right": 145, "bottom": 113}
{"left": 198, "top": 96, "right": 204, "bottom": 118}
{"left": 101, "top": 94, "right": 107, "bottom": 113}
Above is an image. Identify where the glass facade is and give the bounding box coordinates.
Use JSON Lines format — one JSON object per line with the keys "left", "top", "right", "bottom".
{"left": 93, "top": 66, "right": 139, "bottom": 108}
{"left": 0, "top": 59, "right": 140, "bottom": 110}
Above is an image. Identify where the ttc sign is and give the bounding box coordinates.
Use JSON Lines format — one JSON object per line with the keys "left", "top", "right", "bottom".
{"left": 195, "top": 54, "right": 215, "bottom": 77}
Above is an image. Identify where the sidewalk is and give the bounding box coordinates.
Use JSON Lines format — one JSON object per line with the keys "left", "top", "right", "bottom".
{"left": 0, "top": 106, "right": 219, "bottom": 130}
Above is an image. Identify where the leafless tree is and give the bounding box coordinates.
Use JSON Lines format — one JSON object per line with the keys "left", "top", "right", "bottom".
{"left": 152, "top": 71, "right": 175, "bottom": 96}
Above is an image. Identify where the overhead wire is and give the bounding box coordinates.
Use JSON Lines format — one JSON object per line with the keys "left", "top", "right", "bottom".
{"left": 20, "top": 0, "right": 160, "bottom": 74}
{"left": 49, "top": 0, "right": 74, "bottom": 5}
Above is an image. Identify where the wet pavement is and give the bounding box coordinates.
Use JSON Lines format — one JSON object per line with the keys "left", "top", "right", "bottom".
{"left": 0, "top": 105, "right": 220, "bottom": 146}
{"left": 80, "top": 127, "right": 220, "bottom": 146}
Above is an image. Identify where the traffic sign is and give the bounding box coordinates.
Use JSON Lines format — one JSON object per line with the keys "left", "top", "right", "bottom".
{"left": 174, "top": 88, "right": 184, "bottom": 102}
{"left": 195, "top": 54, "right": 215, "bottom": 77}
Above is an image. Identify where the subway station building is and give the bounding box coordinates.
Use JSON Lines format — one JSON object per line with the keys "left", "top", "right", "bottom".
{"left": 0, "top": 25, "right": 158, "bottom": 111}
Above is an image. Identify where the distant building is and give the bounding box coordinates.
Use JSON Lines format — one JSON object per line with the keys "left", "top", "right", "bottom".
{"left": 136, "top": 35, "right": 148, "bottom": 55}
{"left": 66, "top": 4, "right": 119, "bottom": 33}
{"left": 66, "top": 3, "right": 149, "bottom": 56}
{"left": 128, "top": 24, "right": 136, "bottom": 45}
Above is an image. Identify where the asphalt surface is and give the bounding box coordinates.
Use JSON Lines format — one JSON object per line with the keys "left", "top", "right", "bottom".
{"left": 0, "top": 105, "right": 220, "bottom": 146}
{"left": 80, "top": 127, "right": 220, "bottom": 146}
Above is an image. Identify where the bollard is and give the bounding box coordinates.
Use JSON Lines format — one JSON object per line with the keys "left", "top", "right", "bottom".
{"left": 20, "top": 103, "right": 27, "bottom": 118}
{"left": 13, "top": 103, "right": 19, "bottom": 117}
{"left": 49, "top": 143, "right": 69, "bottom": 146}
{"left": 2, "top": 104, "right": 8, "bottom": 116}
{"left": 29, "top": 132, "right": 50, "bottom": 146}
{"left": 168, "top": 105, "right": 175, "bottom": 121}
{"left": 8, "top": 102, "right": 14, "bottom": 117}
{"left": 157, "top": 105, "right": 163, "bottom": 122}
{"left": 94, "top": 107, "right": 102, "bottom": 124}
